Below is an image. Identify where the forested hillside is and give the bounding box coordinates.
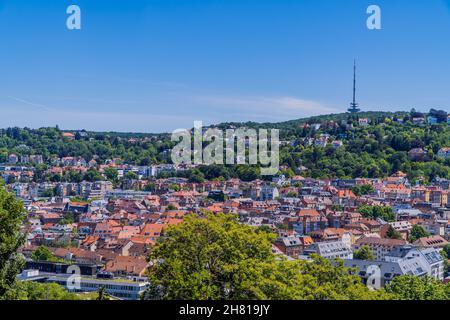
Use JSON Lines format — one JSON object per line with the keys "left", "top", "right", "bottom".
{"left": 0, "top": 109, "right": 449, "bottom": 183}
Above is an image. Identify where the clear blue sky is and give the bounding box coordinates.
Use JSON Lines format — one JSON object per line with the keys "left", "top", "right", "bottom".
{"left": 1, "top": 0, "right": 450, "bottom": 132}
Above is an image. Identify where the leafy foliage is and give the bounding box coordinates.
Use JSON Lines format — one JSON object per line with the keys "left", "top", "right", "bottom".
{"left": 13, "top": 281, "right": 79, "bottom": 300}
{"left": 1, "top": 110, "right": 449, "bottom": 182}
{"left": 385, "top": 275, "right": 450, "bottom": 300}
{"left": 0, "top": 184, "right": 25, "bottom": 299}
{"left": 358, "top": 205, "right": 395, "bottom": 222}
{"left": 30, "top": 246, "right": 54, "bottom": 262}
{"left": 351, "top": 184, "right": 374, "bottom": 196}
{"left": 409, "top": 225, "right": 431, "bottom": 243}
{"left": 353, "top": 246, "right": 375, "bottom": 261}
{"left": 386, "top": 225, "right": 403, "bottom": 240}
{"left": 144, "top": 213, "right": 389, "bottom": 300}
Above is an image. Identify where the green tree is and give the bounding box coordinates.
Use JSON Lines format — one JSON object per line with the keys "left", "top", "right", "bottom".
{"left": 0, "top": 185, "right": 25, "bottom": 299}
{"left": 208, "top": 191, "right": 227, "bottom": 202}
{"left": 442, "top": 244, "right": 450, "bottom": 258}
{"left": 144, "top": 182, "right": 156, "bottom": 192}
{"left": 358, "top": 205, "right": 395, "bottom": 222}
{"left": 352, "top": 184, "right": 374, "bottom": 196}
{"left": 17, "top": 282, "right": 79, "bottom": 300}
{"left": 166, "top": 204, "right": 177, "bottom": 211}
{"left": 409, "top": 225, "right": 430, "bottom": 243}
{"left": 440, "top": 245, "right": 450, "bottom": 277}
{"left": 83, "top": 169, "right": 104, "bottom": 182}
{"left": 286, "top": 191, "right": 298, "bottom": 198}
{"left": 386, "top": 225, "right": 403, "bottom": 240}
{"left": 96, "top": 286, "right": 111, "bottom": 300}
{"left": 124, "top": 171, "right": 139, "bottom": 180}
{"left": 353, "top": 246, "right": 375, "bottom": 261}
{"left": 103, "top": 168, "right": 119, "bottom": 183}
{"left": 143, "top": 213, "right": 388, "bottom": 300}
{"left": 30, "top": 246, "right": 54, "bottom": 262}
{"left": 169, "top": 184, "right": 181, "bottom": 192}
{"left": 385, "top": 275, "right": 449, "bottom": 300}
{"left": 144, "top": 213, "right": 276, "bottom": 300}
{"left": 41, "top": 188, "right": 55, "bottom": 198}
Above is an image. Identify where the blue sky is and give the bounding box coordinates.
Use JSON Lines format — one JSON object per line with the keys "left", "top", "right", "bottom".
{"left": 0, "top": 0, "right": 450, "bottom": 132}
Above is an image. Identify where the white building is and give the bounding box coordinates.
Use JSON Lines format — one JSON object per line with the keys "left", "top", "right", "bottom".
{"left": 305, "top": 240, "right": 353, "bottom": 260}
{"left": 437, "top": 148, "right": 450, "bottom": 159}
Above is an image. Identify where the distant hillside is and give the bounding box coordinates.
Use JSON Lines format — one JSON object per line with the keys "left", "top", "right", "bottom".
{"left": 0, "top": 109, "right": 449, "bottom": 182}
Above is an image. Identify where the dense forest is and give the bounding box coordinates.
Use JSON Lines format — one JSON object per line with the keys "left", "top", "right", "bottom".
{"left": 0, "top": 109, "right": 449, "bottom": 183}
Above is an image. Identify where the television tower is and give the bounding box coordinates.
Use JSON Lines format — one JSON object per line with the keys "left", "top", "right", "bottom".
{"left": 348, "top": 60, "right": 361, "bottom": 113}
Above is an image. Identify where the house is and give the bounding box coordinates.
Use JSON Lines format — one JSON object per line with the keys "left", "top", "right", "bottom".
{"left": 412, "top": 117, "right": 425, "bottom": 125}
{"left": 8, "top": 154, "right": 19, "bottom": 164}
{"left": 275, "top": 235, "right": 303, "bottom": 258}
{"left": 30, "top": 155, "right": 44, "bottom": 164}
{"left": 408, "top": 148, "right": 427, "bottom": 161}
{"left": 80, "top": 236, "right": 100, "bottom": 251}
{"left": 272, "top": 175, "right": 288, "bottom": 186}
{"left": 93, "top": 222, "right": 113, "bottom": 239}
{"left": 20, "top": 155, "right": 29, "bottom": 164}
{"left": 384, "top": 246, "right": 445, "bottom": 280}
{"left": 380, "top": 221, "right": 412, "bottom": 240}
{"left": 354, "top": 237, "right": 407, "bottom": 261}
{"left": 139, "top": 223, "right": 166, "bottom": 241}
{"left": 104, "top": 255, "right": 149, "bottom": 277}
{"left": 121, "top": 237, "right": 153, "bottom": 257}
{"left": 40, "top": 213, "right": 62, "bottom": 224}
{"left": 344, "top": 212, "right": 362, "bottom": 225}
{"left": 427, "top": 116, "right": 438, "bottom": 125}
{"left": 358, "top": 118, "right": 370, "bottom": 126}
{"left": 429, "top": 189, "right": 449, "bottom": 206}
{"left": 304, "top": 240, "right": 353, "bottom": 260}
{"left": 292, "top": 209, "right": 327, "bottom": 235}
{"left": 437, "top": 148, "right": 450, "bottom": 159}
{"left": 331, "top": 140, "right": 343, "bottom": 149}
{"left": 344, "top": 247, "right": 443, "bottom": 289}
{"left": 314, "top": 136, "right": 328, "bottom": 147}
{"left": 414, "top": 235, "right": 449, "bottom": 249}
{"left": 360, "top": 219, "right": 382, "bottom": 234}
{"left": 62, "top": 132, "right": 75, "bottom": 140}
{"left": 64, "top": 202, "right": 90, "bottom": 214}
{"left": 259, "top": 185, "right": 279, "bottom": 201}
{"left": 309, "top": 228, "right": 353, "bottom": 247}
{"left": 52, "top": 247, "right": 103, "bottom": 265}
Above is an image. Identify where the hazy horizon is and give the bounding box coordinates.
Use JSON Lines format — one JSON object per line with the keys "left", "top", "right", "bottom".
{"left": 0, "top": 109, "right": 432, "bottom": 134}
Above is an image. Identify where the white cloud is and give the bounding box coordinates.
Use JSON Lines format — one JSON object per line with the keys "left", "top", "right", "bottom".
{"left": 195, "top": 95, "right": 341, "bottom": 120}
{"left": 0, "top": 93, "right": 343, "bottom": 132}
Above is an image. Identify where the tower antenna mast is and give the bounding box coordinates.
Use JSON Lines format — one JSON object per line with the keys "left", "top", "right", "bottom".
{"left": 348, "top": 59, "right": 361, "bottom": 113}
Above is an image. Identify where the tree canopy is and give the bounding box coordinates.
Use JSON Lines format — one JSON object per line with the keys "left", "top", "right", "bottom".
{"left": 385, "top": 275, "right": 450, "bottom": 300}
{"left": 409, "top": 225, "right": 430, "bottom": 243}
{"left": 0, "top": 184, "right": 25, "bottom": 299}
{"left": 14, "top": 282, "right": 79, "bottom": 300}
{"left": 386, "top": 225, "right": 403, "bottom": 240}
{"left": 144, "top": 213, "right": 388, "bottom": 300}
{"left": 31, "top": 246, "right": 55, "bottom": 262}
{"left": 353, "top": 245, "right": 375, "bottom": 261}
{"left": 358, "top": 205, "right": 395, "bottom": 222}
